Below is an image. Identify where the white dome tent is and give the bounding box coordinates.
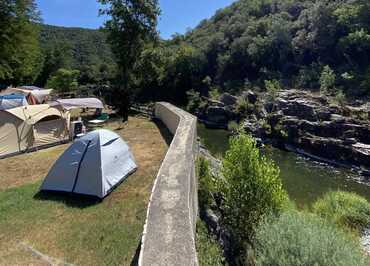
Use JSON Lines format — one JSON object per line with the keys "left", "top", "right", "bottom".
{"left": 40, "top": 129, "right": 137, "bottom": 198}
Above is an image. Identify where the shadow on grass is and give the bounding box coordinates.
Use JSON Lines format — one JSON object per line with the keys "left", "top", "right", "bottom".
{"left": 153, "top": 118, "right": 173, "bottom": 146}
{"left": 130, "top": 240, "right": 141, "bottom": 266}
{"left": 34, "top": 191, "right": 102, "bottom": 209}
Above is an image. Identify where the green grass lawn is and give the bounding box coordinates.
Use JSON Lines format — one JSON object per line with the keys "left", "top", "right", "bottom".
{"left": 0, "top": 117, "right": 169, "bottom": 265}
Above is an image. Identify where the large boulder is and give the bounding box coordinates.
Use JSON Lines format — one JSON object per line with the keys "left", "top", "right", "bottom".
{"left": 220, "top": 93, "right": 238, "bottom": 106}
{"left": 280, "top": 100, "right": 318, "bottom": 121}
{"left": 207, "top": 99, "right": 225, "bottom": 108}
{"left": 317, "top": 108, "right": 332, "bottom": 121}
{"left": 242, "top": 90, "right": 258, "bottom": 104}
{"left": 352, "top": 143, "right": 370, "bottom": 168}
{"left": 299, "top": 136, "right": 349, "bottom": 162}
{"left": 204, "top": 106, "right": 229, "bottom": 127}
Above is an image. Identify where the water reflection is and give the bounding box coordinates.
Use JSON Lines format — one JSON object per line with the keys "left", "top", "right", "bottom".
{"left": 198, "top": 123, "right": 370, "bottom": 207}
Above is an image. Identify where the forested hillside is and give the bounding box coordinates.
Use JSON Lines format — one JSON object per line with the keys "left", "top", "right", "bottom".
{"left": 134, "top": 0, "right": 370, "bottom": 104}
{"left": 36, "top": 24, "right": 116, "bottom": 86}
{"left": 1, "top": 0, "right": 116, "bottom": 89}
{"left": 39, "top": 25, "right": 113, "bottom": 69}
{"left": 182, "top": 0, "right": 370, "bottom": 97}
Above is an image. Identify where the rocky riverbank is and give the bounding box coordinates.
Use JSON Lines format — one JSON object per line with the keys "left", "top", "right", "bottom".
{"left": 198, "top": 89, "right": 370, "bottom": 177}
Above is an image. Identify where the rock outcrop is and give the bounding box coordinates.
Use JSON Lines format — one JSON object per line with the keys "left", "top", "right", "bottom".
{"left": 199, "top": 89, "right": 370, "bottom": 174}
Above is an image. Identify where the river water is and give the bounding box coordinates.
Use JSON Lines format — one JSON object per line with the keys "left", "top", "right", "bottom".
{"left": 198, "top": 123, "right": 370, "bottom": 207}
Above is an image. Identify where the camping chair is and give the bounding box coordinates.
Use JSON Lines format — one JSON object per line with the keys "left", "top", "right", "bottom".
{"left": 88, "top": 113, "right": 110, "bottom": 126}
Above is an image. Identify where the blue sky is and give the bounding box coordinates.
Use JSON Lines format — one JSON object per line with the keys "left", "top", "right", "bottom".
{"left": 36, "top": 0, "right": 235, "bottom": 39}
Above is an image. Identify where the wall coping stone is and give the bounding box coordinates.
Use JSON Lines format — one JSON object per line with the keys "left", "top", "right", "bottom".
{"left": 138, "top": 102, "right": 199, "bottom": 266}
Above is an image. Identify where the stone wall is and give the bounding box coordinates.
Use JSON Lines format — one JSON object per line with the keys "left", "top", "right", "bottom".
{"left": 138, "top": 102, "right": 199, "bottom": 266}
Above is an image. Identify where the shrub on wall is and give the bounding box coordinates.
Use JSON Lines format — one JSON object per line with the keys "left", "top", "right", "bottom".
{"left": 313, "top": 191, "right": 370, "bottom": 232}
{"left": 255, "top": 210, "right": 367, "bottom": 266}
{"left": 218, "top": 133, "right": 288, "bottom": 250}
{"left": 196, "top": 220, "right": 226, "bottom": 266}
{"left": 197, "top": 157, "right": 215, "bottom": 208}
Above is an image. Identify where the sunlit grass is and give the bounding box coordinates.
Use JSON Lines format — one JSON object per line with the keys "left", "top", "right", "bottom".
{"left": 0, "top": 116, "right": 169, "bottom": 265}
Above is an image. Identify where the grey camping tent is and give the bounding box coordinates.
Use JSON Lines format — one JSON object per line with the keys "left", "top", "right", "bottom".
{"left": 40, "top": 129, "right": 137, "bottom": 198}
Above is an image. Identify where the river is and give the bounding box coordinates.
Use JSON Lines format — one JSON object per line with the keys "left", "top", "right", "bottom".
{"left": 197, "top": 123, "right": 370, "bottom": 207}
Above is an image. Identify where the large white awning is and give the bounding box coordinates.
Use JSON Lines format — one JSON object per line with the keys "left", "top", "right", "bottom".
{"left": 55, "top": 98, "right": 104, "bottom": 110}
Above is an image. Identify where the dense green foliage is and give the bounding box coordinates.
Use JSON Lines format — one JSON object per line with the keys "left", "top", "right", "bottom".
{"left": 133, "top": 41, "right": 207, "bottom": 104}
{"left": 197, "top": 156, "right": 219, "bottom": 209}
{"left": 0, "top": 0, "right": 42, "bottom": 86}
{"left": 99, "top": 0, "right": 160, "bottom": 119}
{"left": 0, "top": 0, "right": 115, "bottom": 88}
{"left": 131, "top": 0, "right": 370, "bottom": 104}
{"left": 313, "top": 191, "right": 370, "bottom": 232}
{"left": 37, "top": 24, "right": 116, "bottom": 86}
{"left": 46, "top": 68, "right": 80, "bottom": 93}
{"left": 320, "top": 65, "right": 336, "bottom": 93}
{"left": 255, "top": 210, "right": 367, "bottom": 266}
{"left": 39, "top": 24, "right": 114, "bottom": 70}
{"left": 218, "top": 132, "right": 287, "bottom": 257}
{"left": 186, "top": 89, "right": 205, "bottom": 114}
{"left": 186, "top": 0, "right": 370, "bottom": 95}
{"left": 196, "top": 220, "right": 226, "bottom": 266}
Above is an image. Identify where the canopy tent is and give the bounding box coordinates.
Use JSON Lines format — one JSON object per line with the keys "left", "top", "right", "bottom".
{"left": 54, "top": 98, "right": 104, "bottom": 110}
{"left": 0, "top": 87, "right": 52, "bottom": 105}
{"left": 30, "top": 89, "right": 53, "bottom": 103}
{"left": 19, "top": 86, "right": 42, "bottom": 90}
{"left": 40, "top": 129, "right": 137, "bottom": 198}
{"left": 0, "top": 94, "right": 28, "bottom": 110}
{"left": 0, "top": 105, "right": 70, "bottom": 158}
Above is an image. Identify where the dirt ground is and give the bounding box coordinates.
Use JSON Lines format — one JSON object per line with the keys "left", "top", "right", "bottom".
{"left": 0, "top": 116, "right": 171, "bottom": 266}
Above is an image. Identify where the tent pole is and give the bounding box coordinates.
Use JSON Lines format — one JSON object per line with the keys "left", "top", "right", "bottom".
{"left": 71, "top": 140, "right": 92, "bottom": 193}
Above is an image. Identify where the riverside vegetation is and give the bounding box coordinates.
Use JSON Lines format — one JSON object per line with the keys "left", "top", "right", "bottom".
{"left": 197, "top": 131, "right": 370, "bottom": 266}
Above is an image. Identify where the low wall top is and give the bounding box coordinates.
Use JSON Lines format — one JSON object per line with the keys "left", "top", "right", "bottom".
{"left": 139, "top": 102, "right": 198, "bottom": 266}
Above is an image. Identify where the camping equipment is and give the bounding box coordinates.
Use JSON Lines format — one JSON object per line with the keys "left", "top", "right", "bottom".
{"left": 40, "top": 129, "right": 137, "bottom": 198}
{"left": 0, "top": 94, "right": 28, "bottom": 110}
{"left": 0, "top": 104, "right": 70, "bottom": 157}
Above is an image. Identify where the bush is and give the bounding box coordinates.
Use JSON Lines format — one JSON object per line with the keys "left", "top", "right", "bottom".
{"left": 196, "top": 220, "right": 226, "bottom": 266}
{"left": 197, "top": 157, "right": 215, "bottom": 208}
{"left": 186, "top": 89, "right": 202, "bottom": 113}
{"left": 333, "top": 90, "right": 346, "bottom": 106}
{"left": 227, "top": 121, "right": 239, "bottom": 133}
{"left": 296, "top": 64, "right": 321, "bottom": 89}
{"left": 235, "top": 97, "right": 249, "bottom": 117}
{"left": 264, "top": 79, "right": 281, "bottom": 101}
{"left": 313, "top": 191, "right": 370, "bottom": 232}
{"left": 46, "top": 68, "right": 80, "bottom": 93}
{"left": 255, "top": 211, "right": 368, "bottom": 266}
{"left": 218, "top": 133, "right": 288, "bottom": 248}
{"left": 320, "top": 65, "right": 336, "bottom": 93}
{"left": 209, "top": 87, "right": 221, "bottom": 100}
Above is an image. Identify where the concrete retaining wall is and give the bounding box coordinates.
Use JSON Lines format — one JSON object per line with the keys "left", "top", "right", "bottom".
{"left": 139, "top": 102, "right": 198, "bottom": 266}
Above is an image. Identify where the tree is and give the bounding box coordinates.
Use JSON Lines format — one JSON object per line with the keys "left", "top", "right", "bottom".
{"left": 0, "top": 0, "right": 42, "bottom": 86}
{"left": 218, "top": 132, "right": 287, "bottom": 262}
{"left": 35, "top": 42, "right": 73, "bottom": 86}
{"left": 99, "top": 0, "right": 160, "bottom": 121}
{"left": 320, "top": 65, "right": 336, "bottom": 93}
{"left": 165, "top": 44, "right": 205, "bottom": 104}
{"left": 46, "top": 68, "right": 80, "bottom": 94}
